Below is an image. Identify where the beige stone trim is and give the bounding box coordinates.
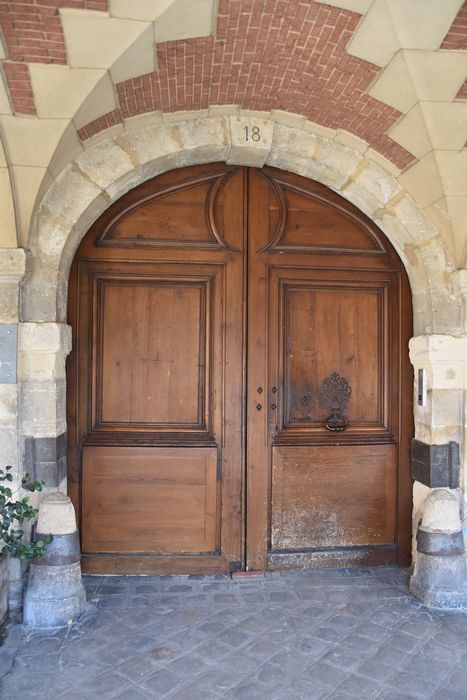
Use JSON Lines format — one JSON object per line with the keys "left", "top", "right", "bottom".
{"left": 0, "top": 248, "right": 26, "bottom": 323}
{"left": 37, "top": 492, "right": 76, "bottom": 535}
{"left": 409, "top": 334, "right": 466, "bottom": 446}
{"left": 18, "top": 323, "right": 71, "bottom": 438}
{"left": 228, "top": 116, "right": 275, "bottom": 167}
{"left": 453, "top": 270, "right": 467, "bottom": 297}
{"left": 410, "top": 334, "right": 465, "bottom": 392}
{"left": 0, "top": 248, "right": 26, "bottom": 280}
{"left": 18, "top": 323, "right": 72, "bottom": 382}
{"left": 21, "top": 113, "right": 458, "bottom": 336}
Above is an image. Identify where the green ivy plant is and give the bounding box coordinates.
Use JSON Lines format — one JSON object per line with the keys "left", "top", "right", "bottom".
{"left": 0, "top": 466, "right": 52, "bottom": 559}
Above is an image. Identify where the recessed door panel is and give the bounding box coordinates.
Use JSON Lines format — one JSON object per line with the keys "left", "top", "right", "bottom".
{"left": 281, "top": 282, "right": 386, "bottom": 429}
{"left": 82, "top": 446, "right": 218, "bottom": 553}
{"left": 99, "top": 280, "right": 207, "bottom": 426}
{"left": 271, "top": 444, "right": 397, "bottom": 550}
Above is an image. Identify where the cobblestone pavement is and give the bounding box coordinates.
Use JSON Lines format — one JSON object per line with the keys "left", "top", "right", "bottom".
{"left": 1, "top": 567, "right": 467, "bottom": 699}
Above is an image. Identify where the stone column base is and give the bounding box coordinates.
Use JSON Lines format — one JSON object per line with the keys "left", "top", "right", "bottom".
{"left": 22, "top": 561, "right": 86, "bottom": 628}
{"left": 410, "top": 488, "right": 467, "bottom": 609}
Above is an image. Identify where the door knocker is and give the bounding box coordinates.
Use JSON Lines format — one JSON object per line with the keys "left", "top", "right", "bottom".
{"left": 319, "top": 373, "right": 351, "bottom": 432}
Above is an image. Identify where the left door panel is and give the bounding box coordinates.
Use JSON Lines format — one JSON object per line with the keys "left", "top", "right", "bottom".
{"left": 67, "top": 164, "right": 245, "bottom": 574}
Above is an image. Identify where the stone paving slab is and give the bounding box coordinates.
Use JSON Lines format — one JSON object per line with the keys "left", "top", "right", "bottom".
{"left": 0, "top": 567, "right": 467, "bottom": 699}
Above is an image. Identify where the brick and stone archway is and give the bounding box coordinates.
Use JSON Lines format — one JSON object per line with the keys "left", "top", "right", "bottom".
{"left": 23, "top": 114, "right": 460, "bottom": 328}
{"left": 13, "top": 112, "right": 466, "bottom": 604}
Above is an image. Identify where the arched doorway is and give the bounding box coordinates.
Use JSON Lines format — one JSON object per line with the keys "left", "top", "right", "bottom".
{"left": 67, "top": 163, "right": 413, "bottom": 575}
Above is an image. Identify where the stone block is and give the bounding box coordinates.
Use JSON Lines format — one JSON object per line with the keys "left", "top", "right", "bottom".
{"left": 346, "top": 0, "right": 399, "bottom": 67}
{"left": 228, "top": 116, "right": 274, "bottom": 167}
{"left": 23, "top": 560, "right": 86, "bottom": 627}
{"left": 121, "top": 124, "right": 182, "bottom": 165}
{"left": 410, "top": 488, "right": 466, "bottom": 608}
{"left": 175, "top": 116, "right": 228, "bottom": 146}
{"left": 48, "top": 122, "right": 84, "bottom": 181}
{"left": 269, "top": 110, "right": 306, "bottom": 130}
{"left": 19, "top": 323, "right": 71, "bottom": 357}
{"left": 352, "top": 161, "right": 403, "bottom": 206}
{"left": 0, "top": 384, "right": 18, "bottom": 429}
{"left": 411, "top": 439, "right": 460, "bottom": 489}
{"left": 11, "top": 166, "right": 52, "bottom": 248}
{"left": 410, "top": 292, "right": 433, "bottom": 337}
{"left": 318, "top": 139, "right": 364, "bottom": 182}
{"left": 0, "top": 168, "right": 16, "bottom": 247}
{"left": 342, "top": 179, "right": 381, "bottom": 217}
{"left": 392, "top": 194, "right": 438, "bottom": 245}
{"left": 174, "top": 144, "right": 229, "bottom": 168}
{"left": 0, "top": 322, "right": 18, "bottom": 384}
{"left": 110, "top": 24, "right": 156, "bottom": 83}
{"left": 453, "top": 269, "right": 467, "bottom": 297}
{"left": 153, "top": 0, "right": 215, "bottom": 42}
{"left": 60, "top": 8, "right": 150, "bottom": 70}
{"left": 41, "top": 167, "right": 102, "bottom": 228}
{"left": 410, "top": 553, "right": 467, "bottom": 608}
{"left": 431, "top": 389, "right": 463, "bottom": 429}
{"left": 163, "top": 110, "right": 209, "bottom": 123}
{"left": 75, "top": 139, "right": 135, "bottom": 190}
{"left": 296, "top": 138, "right": 362, "bottom": 191}
{"left": 20, "top": 278, "right": 60, "bottom": 325}
{"left": 367, "top": 148, "right": 401, "bottom": 177}
{"left": 405, "top": 50, "right": 467, "bottom": 102}
{"left": 409, "top": 334, "right": 465, "bottom": 390}
{"left": 33, "top": 210, "right": 74, "bottom": 264}
{"left": 399, "top": 154, "right": 445, "bottom": 210}
{"left": 267, "top": 124, "right": 319, "bottom": 175}
{"left": 23, "top": 493, "right": 85, "bottom": 627}
{"left": 421, "top": 487, "right": 461, "bottom": 533}
{"left": 335, "top": 129, "right": 369, "bottom": 153}
{"left": 20, "top": 381, "right": 65, "bottom": 437}
{"left": 29, "top": 64, "right": 105, "bottom": 120}
{"left": 266, "top": 149, "right": 311, "bottom": 178}
{"left": 389, "top": 104, "right": 431, "bottom": 160}
{"left": 0, "top": 115, "right": 68, "bottom": 169}
{"left": 303, "top": 121, "right": 335, "bottom": 139}
{"left": 0, "top": 248, "right": 26, "bottom": 280}
{"left": 208, "top": 105, "right": 239, "bottom": 117}
{"left": 23, "top": 433, "right": 67, "bottom": 488}
{"left": 37, "top": 492, "right": 76, "bottom": 535}
{"left": 123, "top": 111, "right": 163, "bottom": 131}
{"left": 0, "top": 285, "right": 20, "bottom": 324}
{"left": 429, "top": 288, "right": 458, "bottom": 336}
{"left": 0, "top": 429, "right": 18, "bottom": 467}
{"left": 105, "top": 166, "right": 146, "bottom": 201}
{"left": 18, "top": 324, "right": 71, "bottom": 382}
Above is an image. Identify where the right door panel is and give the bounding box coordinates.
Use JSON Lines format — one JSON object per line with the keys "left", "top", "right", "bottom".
{"left": 246, "top": 166, "right": 413, "bottom": 571}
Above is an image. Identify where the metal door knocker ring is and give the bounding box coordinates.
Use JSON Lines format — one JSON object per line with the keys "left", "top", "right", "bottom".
{"left": 319, "top": 373, "right": 351, "bottom": 432}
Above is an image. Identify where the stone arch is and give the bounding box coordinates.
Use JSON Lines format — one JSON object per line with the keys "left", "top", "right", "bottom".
{"left": 22, "top": 114, "right": 460, "bottom": 336}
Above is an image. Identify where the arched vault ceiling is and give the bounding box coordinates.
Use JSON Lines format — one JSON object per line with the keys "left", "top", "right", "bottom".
{"left": 0, "top": 0, "right": 466, "bottom": 266}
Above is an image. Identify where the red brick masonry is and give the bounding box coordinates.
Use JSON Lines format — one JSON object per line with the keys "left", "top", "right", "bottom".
{"left": 2, "top": 0, "right": 466, "bottom": 166}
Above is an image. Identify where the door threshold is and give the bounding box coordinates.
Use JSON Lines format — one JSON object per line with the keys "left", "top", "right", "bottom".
{"left": 231, "top": 571, "right": 265, "bottom": 581}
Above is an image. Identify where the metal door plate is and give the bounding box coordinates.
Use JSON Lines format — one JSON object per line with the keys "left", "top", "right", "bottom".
{"left": 0, "top": 324, "right": 17, "bottom": 383}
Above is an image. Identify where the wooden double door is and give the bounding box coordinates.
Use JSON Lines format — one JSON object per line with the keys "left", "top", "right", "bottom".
{"left": 67, "top": 163, "right": 413, "bottom": 575}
